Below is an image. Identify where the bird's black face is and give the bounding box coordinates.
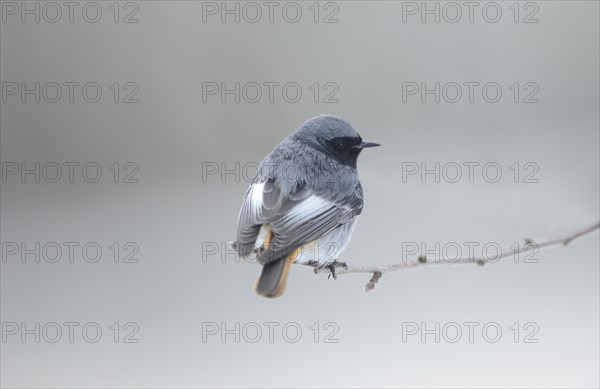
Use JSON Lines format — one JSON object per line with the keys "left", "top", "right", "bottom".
{"left": 294, "top": 115, "right": 380, "bottom": 167}
{"left": 322, "top": 136, "right": 380, "bottom": 168}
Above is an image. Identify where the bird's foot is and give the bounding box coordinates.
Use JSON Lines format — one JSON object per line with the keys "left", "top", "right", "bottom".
{"left": 327, "top": 265, "right": 337, "bottom": 280}
{"left": 327, "top": 260, "right": 347, "bottom": 280}
{"left": 309, "top": 260, "right": 347, "bottom": 279}
{"left": 332, "top": 260, "right": 348, "bottom": 270}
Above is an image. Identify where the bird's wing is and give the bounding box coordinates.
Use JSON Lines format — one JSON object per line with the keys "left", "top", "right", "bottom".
{"left": 234, "top": 178, "right": 362, "bottom": 263}
{"left": 235, "top": 178, "right": 285, "bottom": 256}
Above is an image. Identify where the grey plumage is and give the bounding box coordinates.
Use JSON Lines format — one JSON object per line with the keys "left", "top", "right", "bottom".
{"left": 231, "top": 115, "right": 379, "bottom": 298}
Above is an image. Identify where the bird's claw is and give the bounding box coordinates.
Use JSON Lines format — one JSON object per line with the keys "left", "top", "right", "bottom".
{"left": 327, "top": 265, "right": 337, "bottom": 280}
{"left": 327, "top": 260, "right": 348, "bottom": 280}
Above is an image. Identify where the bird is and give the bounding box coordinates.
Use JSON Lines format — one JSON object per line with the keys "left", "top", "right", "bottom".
{"left": 229, "top": 115, "right": 380, "bottom": 298}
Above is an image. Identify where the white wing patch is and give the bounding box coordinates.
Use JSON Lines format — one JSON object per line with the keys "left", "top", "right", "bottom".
{"left": 249, "top": 181, "right": 266, "bottom": 219}
{"left": 283, "top": 194, "right": 332, "bottom": 221}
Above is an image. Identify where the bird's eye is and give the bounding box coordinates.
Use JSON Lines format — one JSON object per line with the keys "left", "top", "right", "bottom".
{"left": 333, "top": 139, "right": 346, "bottom": 149}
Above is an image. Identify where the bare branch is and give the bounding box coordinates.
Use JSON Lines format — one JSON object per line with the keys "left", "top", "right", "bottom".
{"left": 314, "top": 221, "right": 600, "bottom": 292}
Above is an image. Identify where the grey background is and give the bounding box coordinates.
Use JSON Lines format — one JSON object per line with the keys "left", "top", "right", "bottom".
{"left": 1, "top": 0, "right": 599, "bottom": 387}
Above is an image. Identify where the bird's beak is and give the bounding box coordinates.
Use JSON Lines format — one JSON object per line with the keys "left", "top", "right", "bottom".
{"left": 356, "top": 141, "right": 381, "bottom": 149}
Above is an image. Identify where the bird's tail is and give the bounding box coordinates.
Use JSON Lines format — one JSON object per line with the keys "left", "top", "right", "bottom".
{"left": 255, "top": 247, "right": 300, "bottom": 298}
{"left": 253, "top": 223, "right": 300, "bottom": 298}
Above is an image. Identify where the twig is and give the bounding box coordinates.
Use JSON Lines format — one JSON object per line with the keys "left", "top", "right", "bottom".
{"left": 314, "top": 221, "right": 600, "bottom": 292}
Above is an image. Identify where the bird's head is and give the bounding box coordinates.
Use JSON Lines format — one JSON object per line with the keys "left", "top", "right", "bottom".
{"left": 293, "top": 115, "right": 380, "bottom": 168}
